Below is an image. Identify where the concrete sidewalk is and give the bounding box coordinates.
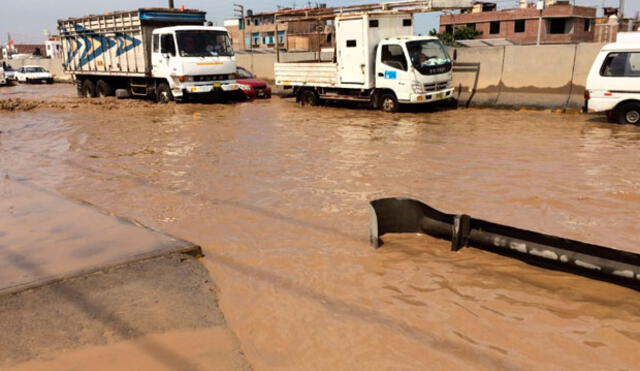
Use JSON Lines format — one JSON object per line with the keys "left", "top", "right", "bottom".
{"left": 0, "top": 176, "right": 251, "bottom": 370}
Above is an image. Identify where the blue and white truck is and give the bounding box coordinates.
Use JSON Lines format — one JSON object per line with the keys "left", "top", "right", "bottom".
{"left": 58, "top": 8, "right": 241, "bottom": 102}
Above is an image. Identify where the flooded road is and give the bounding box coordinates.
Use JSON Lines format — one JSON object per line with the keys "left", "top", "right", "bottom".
{"left": 2, "top": 85, "right": 640, "bottom": 369}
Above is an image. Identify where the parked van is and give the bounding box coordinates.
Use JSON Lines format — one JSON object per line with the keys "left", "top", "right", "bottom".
{"left": 585, "top": 32, "right": 640, "bottom": 125}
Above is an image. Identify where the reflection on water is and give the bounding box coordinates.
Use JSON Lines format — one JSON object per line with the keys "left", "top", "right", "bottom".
{"left": 2, "top": 88, "right": 640, "bottom": 369}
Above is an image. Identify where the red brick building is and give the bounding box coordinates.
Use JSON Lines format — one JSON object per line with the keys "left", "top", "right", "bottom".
{"left": 439, "top": 2, "right": 596, "bottom": 45}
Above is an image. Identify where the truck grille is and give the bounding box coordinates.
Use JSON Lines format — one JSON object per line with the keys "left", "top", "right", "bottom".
{"left": 194, "top": 74, "right": 233, "bottom": 82}
{"left": 424, "top": 82, "right": 450, "bottom": 92}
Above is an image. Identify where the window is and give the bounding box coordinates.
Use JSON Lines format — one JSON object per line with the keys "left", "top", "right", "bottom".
{"left": 584, "top": 19, "right": 591, "bottom": 32}
{"left": 490, "top": 21, "right": 500, "bottom": 34}
{"left": 403, "top": 19, "right": 412, "bottom": 27}
{"left": 381, "top": 44, "right": 407, "bottom": 71}
{"left": 246, "top": 19, "right": 250, "bottom": 26}
{"left": 601, "top": 52, "right": 640, "bottom": 77}
{"left": 153, "top": 34, "right": 160, "bottom": 52}
{"left": 445, "top": 25, "right": 453, "bottom": 34}
{"left": 160, "top": 34, "right": 176, "bottom": 56}
{"left": 548, "top": 18, "right": 568, "bottom": 34}
{"left": 254, "top": 19, "right": 259, "bottom": 26}
{"left": 514, "top": 20, "right": 525, "bottom": 33}
{"left": 466, "top": 23, "right": 476, "bottom": 30}
{"left": 346, "top": 39, "right": 357, "bottom": 47}
{"left": 369, "top": 20, "right": 379, "bottom": 28}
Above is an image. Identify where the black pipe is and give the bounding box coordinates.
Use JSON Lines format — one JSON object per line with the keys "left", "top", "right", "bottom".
{"left": 168, "top": 0, "right": 175, "bottom": 8}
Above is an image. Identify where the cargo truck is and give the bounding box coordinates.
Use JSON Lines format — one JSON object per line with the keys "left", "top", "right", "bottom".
{"left": 58, "top": 8, "right": 241, "bottom": 103}
{"left": 275, "top": 12, "right": 456, "bottom": 113}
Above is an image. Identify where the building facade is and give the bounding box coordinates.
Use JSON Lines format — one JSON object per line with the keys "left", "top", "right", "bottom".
{"left": 439, "top": 2, "right": 596, "bottom": 45}
{"left": 225, "top": 10, "right": 332, "bottom": 52}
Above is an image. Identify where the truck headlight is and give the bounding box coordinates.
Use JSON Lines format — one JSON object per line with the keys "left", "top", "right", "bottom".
{"left": 177, "top": 76, "right": 194, "bottom": 83}
{"left": 411, "top": 81, "right": 424, "bottom": 94}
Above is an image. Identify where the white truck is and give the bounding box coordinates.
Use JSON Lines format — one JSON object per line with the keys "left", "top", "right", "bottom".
{"left": 58, "top": 8, "right": 241, "bottom": 103}
{"left": 275, "top": 13, "right": 455, "bottom": 112}
{"left": 585, "top": 32, "right": 640, "bottom": 125}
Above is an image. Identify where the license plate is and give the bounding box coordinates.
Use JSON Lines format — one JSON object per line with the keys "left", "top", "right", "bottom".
{"left": 435, "top": 92, "right": 444, "bottom": 100}
{"left": 41, "top": 80, "right": 48, "bottom": 83}
{"left": 257, "top": 90, "right": 265, "bottom": 97}
{"left": 213, "top": 82, "right": 221, "bottom": 88}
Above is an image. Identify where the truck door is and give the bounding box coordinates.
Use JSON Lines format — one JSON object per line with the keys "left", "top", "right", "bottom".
{"left": 376, "top": 43, "right": 412, "bottom": 101}
{"left": 152, "top": 33, "right": 176, "bottom": 80}
{"left": 337, "top": 18, "right": 366, "bottom": 85}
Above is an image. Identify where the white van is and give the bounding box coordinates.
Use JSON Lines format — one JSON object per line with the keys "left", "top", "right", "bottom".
{"left": 585, "top": 33, "right": 640, "bottom": 125}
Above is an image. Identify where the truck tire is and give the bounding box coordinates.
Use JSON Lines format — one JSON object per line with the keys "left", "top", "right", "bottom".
{"left": 379, "top": 93, "right": 398, "bottom": 113}
{"left": 606, "top": 109, "right": 617, "bottom": 123}
{"left": 156, "top": 82, "right": 173, "bottom": 104}
{"left": 617, "top": 103, "right": 640, "bottom": 125}
{"left": 81, "top": 79, "right": 96, "bottom": 98}
{"left": 298, "top": 89, "right": 319, "bottom": 107}
{"left": 96, "top": 80, "right": 114, "bottom": 97}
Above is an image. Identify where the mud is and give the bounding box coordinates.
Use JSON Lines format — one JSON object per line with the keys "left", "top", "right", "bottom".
{"left": 2, "top": 84, "right": 640, "bottom": 369}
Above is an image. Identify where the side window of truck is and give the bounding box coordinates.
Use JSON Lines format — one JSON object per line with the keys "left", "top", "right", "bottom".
{"left": 381, "top": 45, "right": 407, "bottom": 71}
{"left": 153, "top": 34, "right": 160, "bottom": 53}
{"left": 161, "top": 34, "right": 176, "bottom": 56}
{"left": 601, "top": 52, "right": 640, "bottom": 77}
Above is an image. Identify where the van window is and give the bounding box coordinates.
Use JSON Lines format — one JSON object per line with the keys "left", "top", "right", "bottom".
{"left": 601, "top": 52, "right": 640, "bottom": 77}
{"left": 381, "top": 44, "right": 407, "bottom": 71}
{"left": 160, "top": 34, "right": 176, "bottom": 56}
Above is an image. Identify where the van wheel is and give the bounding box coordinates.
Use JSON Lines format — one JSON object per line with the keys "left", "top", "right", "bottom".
{"left": 379, "top": 93, "right": 398, "bottom": 113}
{"left": 156, "top": 82, "right": 173, "bottom": 104}
{"left": 618, "top": 103, "right": 640, "bottom": 125}
{"left": 298, "top": 89, "right": 319, "bottom": 106}
{"left": 81, "top": 79, "right": 96, "bottom": 98}
{"left": 96, "top": 80, "right": 113, "bottom": 97}
{"left": 605, "top": 110, "right": 617, "bottom": 123}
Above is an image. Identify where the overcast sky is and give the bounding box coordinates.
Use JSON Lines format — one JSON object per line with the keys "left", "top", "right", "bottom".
{"left": 1, "top": 0, "right": 637, "bottom": 43}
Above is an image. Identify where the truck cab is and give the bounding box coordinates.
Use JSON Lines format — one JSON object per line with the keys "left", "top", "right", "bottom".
{"left": 375, "top": 36, "right": 453, "bottom": 106}
{"left": 151, "top": 26, "right": 239, "bottom": 102}
{"left": 585, "top": 32, "right": 640, "bottom": 125}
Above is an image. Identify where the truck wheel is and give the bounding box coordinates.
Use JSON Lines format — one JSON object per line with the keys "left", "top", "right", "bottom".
{"left": 298, "top": 89, "right": 319, "bottom": 107}
{"left": 606, "top": 110, "right": 617, "bottom": 123}
{"left": 96, "top": 80, "right": 113, "bottom": 97}
{"left": 156, "top": 82, "right": 173, "bottom": 104}
{"left": 618, "top": 103, "right": 640, "bottom": 125}
{"left": 379, "top": 93, "right": 398, "bottom": 113}
{"left": 81, "top": 80, "right": 96, "bottom": 98}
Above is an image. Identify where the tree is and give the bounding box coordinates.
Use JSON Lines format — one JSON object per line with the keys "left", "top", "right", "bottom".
{"left": 429, "top": 27, "right": 482, "bottom": 46}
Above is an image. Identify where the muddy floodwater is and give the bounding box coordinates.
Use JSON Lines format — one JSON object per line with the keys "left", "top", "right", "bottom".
{"left": 2, "top": 85, "right": 640, "bottom": 370}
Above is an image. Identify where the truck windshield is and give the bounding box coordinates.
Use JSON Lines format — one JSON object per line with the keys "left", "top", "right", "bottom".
{"left": 406, "top": 40, "right": 452, "bottom": 75}
{"left": 176, "top": 30, "right": 234, "bottom": 57}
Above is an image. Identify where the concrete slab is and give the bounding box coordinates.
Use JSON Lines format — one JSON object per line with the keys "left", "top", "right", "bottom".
{"left": 0, "top": 175, "right": 201, "bottom": 295}
{"left": 0, "top": 253, "right": 251, "bottom": 370}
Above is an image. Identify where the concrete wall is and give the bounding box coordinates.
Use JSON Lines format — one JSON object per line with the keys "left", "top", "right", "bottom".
{"left": 453, "top": 42, "right": 604, "bottom": 110}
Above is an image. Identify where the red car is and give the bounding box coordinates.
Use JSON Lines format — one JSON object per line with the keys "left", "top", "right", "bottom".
{"left": 237, "top": 67, "right": 272, "bottom": 99}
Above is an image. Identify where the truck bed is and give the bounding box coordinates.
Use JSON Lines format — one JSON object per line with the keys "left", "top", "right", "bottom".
{"left": 275, "top": 62, "right": 339, "bottom": 88}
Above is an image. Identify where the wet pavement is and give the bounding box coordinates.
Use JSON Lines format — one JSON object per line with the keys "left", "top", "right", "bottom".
{"left": 1, "top": 84, "right": 640, "bottom": 369}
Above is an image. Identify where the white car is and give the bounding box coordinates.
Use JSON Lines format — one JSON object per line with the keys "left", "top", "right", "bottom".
{"left": 585, "top": 32, "right": 640, "bottom": 125}
{"left": 15, "top": 66, "right": 54, "bottom": 84}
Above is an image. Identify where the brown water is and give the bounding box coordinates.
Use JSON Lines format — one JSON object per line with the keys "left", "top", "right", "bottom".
{"left": 2, "top": 85, "right": 640, "bottom": 369}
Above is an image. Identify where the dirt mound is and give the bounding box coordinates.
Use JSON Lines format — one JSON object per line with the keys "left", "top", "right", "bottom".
{"left": 0, "top": 97, "right": 159, "bottom": 112}
{"left": 0, "top": 99, "right": 40, "bottom": 112}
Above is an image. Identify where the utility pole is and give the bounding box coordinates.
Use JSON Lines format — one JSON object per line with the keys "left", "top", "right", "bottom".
{"left": 536, "top": 1, "right": 544, "bottom": 46}
{"left": 619, "top": 0, "right": 625, "bottom": 19}
{"left": 168, "top": 0, "right": 174, "bottom": 8}
{"left": 233, "top": 4, "right": 245, "bottom": 50}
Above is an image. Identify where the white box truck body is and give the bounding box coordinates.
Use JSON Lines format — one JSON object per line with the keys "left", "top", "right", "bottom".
{"left": 58, "top": 8, "right": 241, "bottom": 102}
{"left": 275, "top": 13, "right": 454, "bottom": 112}
{"left": 585, "top": 32, "right": 640, "bottom": 125}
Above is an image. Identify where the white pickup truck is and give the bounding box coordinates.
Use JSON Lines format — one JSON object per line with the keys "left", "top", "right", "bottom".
{"left": 585, "top": 32, "right": 640, "bottom": 125}
{"left": 275, "top": 13, "right": 454, "bottom": 112}
{"left": 58, "top": 8, "right": 240, "bottom": 102}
